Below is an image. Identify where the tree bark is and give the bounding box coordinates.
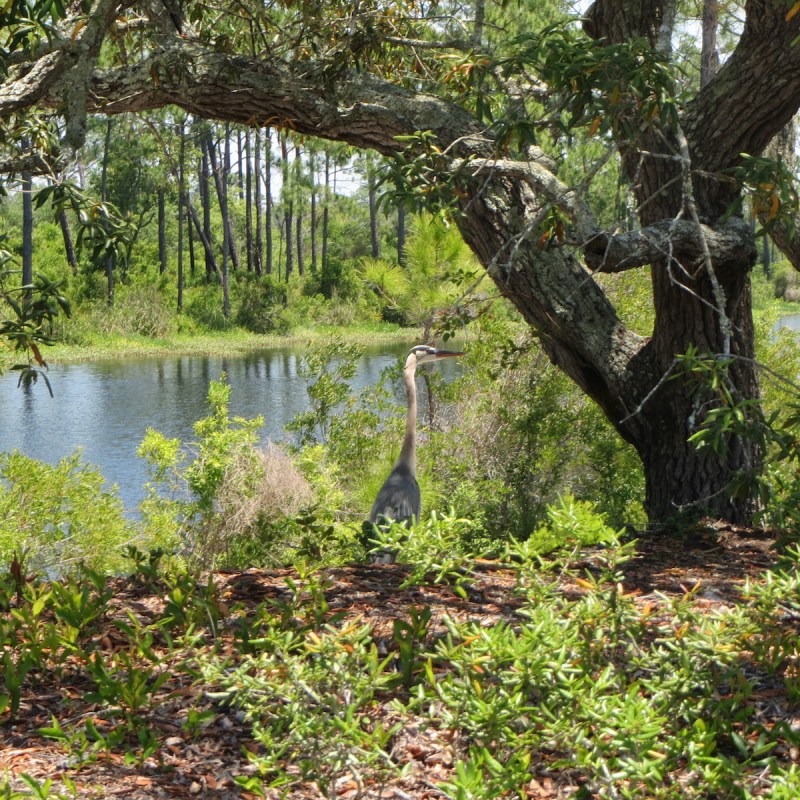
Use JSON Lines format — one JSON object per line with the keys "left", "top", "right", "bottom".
{"left": 700, "top": 0, "right": 719, "bottom": 88}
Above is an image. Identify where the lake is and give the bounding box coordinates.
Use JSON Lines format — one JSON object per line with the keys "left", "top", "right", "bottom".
{"left": 0, "top": 341, "right": 446, "bottom": 513}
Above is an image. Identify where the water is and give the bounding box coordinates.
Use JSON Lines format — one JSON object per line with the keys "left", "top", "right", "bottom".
{"left": 0, "top": 341, "right": 445, "bottom": 513}
{"left": 776, "top": 313, "right": 800, "bottom": 333}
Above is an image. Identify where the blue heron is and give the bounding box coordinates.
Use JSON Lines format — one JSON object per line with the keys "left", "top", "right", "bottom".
{"left": 365, "top": 344, "right": 463, "bottom": 560}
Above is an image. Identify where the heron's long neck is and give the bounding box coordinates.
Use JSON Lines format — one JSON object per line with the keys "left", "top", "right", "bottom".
{"left": 399, "top": 363, "right": 417, "bottom": 474}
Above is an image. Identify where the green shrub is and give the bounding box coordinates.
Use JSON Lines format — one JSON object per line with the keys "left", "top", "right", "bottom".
{"left": 234, "top": 275, "right": 289, "bottom": 333}
{"left": 0, "top": 451, "right": 137, "bottom": 575}
{"left": 183, "top": 284, "right": 234, "bottom": 331}
{"left": 426, "top": 326, "right": 645, "bottom": 539}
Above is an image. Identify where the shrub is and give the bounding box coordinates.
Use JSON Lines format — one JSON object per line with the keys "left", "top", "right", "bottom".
{"left": 234, "top": 275, "right": 289, "bottom": 333}
{"left": 183, "top": 284, "right": 234, "bottom": 331}
{"left": 428, "top": 329, "right": 645, "bottom": 539}
{"left": 0, "top": 451, "right": 137, "bottom": 575}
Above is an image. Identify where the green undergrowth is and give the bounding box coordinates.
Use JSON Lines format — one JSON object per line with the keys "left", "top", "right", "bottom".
{"left": 2, "top": 521, "right": 800, "bottom": 799}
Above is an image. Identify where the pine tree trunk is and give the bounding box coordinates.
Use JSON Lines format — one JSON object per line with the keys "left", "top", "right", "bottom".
{"left": 321, "top": 151, "right": 330, "bottom": 272}
{"left": 264, "top": 128, "right": 273, "bottom": 276}
{"left": 222, "top": 124, "right": 231, "bottom": 318}
{"left": 281, "top": 133, "right": 293, "bottom": 279}
{"left": 296, "top": 211, "right": 304, "bottom": 277}
{"left": 58, "top": 207, "right": 78, "bottom": 276}
{"left": 701, "top": 0, "right": 719, "bottom": 88}
{"left": 157, "top": 187, "right": 167, "bottom": 274}
{"left": 21, "top": 169, "right": 33, "bottom": 290}
{"left": 177, "top": 120, "right": 185, "bottom": 312}
{"left": 367, "top": 154, "right": 379, "bottom": 258}
{"left": 187, "top": 203, "right": 196, "bottom": 279}
{"left": 254, "top": 128, "right": 263, "bottom": 277}
{"left": 245, "top": 128, "right": 253, "bottom": 272}
{"left": 309, "top": 149, "right": 318, "bottom": 274}
{"left": 100, "top": 117, "right": 114, "bottom": 306}
{"left": 199, "top": 138, "right": 214, "bottom": 282}
{"left": 397, "top": 203, "right": 406, "bottom": 266}
{"left": 294, "top": 146, "right": 304, "bottom": 277}
{"left": 222, "top": 123, "right": 240, "bottom": 273}
{"left": 207, "top": 125, "right": 240, "bottom": 274}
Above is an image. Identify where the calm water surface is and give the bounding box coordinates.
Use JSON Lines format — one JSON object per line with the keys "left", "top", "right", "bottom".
{"left": 0, "top": 342, "right": 433, "bottom": 512}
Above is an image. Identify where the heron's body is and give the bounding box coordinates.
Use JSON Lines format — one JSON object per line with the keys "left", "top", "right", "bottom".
{"left": 368, "top": 460, "right": 420, "bottom": 527}
{"left": 365, "top": 345, "right": 463, "bottom": 559}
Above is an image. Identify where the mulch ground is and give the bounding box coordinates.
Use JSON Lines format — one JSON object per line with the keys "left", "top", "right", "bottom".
{"left": 0, "top": 524, "right": 792, "bottom": 799}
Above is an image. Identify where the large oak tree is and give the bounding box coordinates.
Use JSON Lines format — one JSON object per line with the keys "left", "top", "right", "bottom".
{"left": 3, "top": 0, "right": 800, "bottom": 525}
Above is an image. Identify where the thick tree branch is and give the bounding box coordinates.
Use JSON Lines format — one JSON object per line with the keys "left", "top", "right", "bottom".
{"left": 83, "top": 43, "right": 487, "bottom": 158}
{"left": 684, "top": 0, "right": 800, "bottom": 179}
{"left": 585, "top": 217, "right": 754, "bottom": 274}
{"left": 766, "top": 218, "right": 800, "bottom": 273}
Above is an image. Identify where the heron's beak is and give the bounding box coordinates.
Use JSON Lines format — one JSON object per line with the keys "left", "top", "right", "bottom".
{"left": 432, "top": 349, "right": 464, "bottom": 358}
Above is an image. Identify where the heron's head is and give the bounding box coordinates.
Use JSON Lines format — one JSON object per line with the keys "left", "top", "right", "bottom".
{"left": 407, "top": 344, "right": 465, "bottom": 367}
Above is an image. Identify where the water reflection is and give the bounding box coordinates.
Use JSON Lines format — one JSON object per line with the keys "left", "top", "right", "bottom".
{"left": 0, "top": 342, "right": 459, "bottom": 513}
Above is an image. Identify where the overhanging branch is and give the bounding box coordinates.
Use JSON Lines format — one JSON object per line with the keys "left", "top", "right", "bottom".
{"left": 584, "top": 217, "right": 754, "bottom": 274}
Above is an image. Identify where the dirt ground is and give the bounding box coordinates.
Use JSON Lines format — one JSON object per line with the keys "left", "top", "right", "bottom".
{"left": 0, "top": 524, "right": 793, "bottom": 799}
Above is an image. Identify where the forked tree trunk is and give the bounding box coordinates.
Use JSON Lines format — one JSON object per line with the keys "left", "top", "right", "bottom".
{"left": 458, "top": 169, "right": 760, "bottom": 525}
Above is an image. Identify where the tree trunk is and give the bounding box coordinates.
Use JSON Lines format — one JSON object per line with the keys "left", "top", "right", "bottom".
{"left": 186, "top": 199, "right": 219, "bottom": 279}
{"left": 295, "top": 146, "right": 304, "bottom": 277}
{"left": 264, "top": 127, "right": 273, "bottom": 275}
{"left": 254, "top": 127, "right": 263, "bottom": 276}
{"left": 222, "top": 124, "right": 231, "bottom": 318}
{"left": 321, "top": 151, "right": 330, "bottom": 272}
{"left": 206, "top": 125, "right": 240, "bottom": 274}
{"left": 198, "top": 136, "right": 215, "bottom": 282}
{"left": 187, "top": 200, "right": 196, "bottom": 279}
{"left": 223, "top": 123, "right": 240, "bottom": 273}
{"left": 397, "top": 203, "right": 406, "bottom": 266}
{"left": 21, "top": 169, "right": 33, "bottom": 289}
{"left": 701, "top": 0, "right": 719, "bottom": 88}
{"left": 367, "top": 154, "right": 379, "bottom": 258}
{"left": 245, "top": 127, "right": 254, "bottom": 273}
{"left": 237, "top": 127, "right": 244, "bottom": 201}
{"left": 100, "top": 117, "right": 114, "bottom": 306}
{"left": 177, "top": 120, "right": 185, "bottom": 312}
{"left": 309, "top": 148, "right": 318, "bottom": 274}
{"left": 157, "top": 187, "right": 167, "bottom": 274}
{"left": 58, "top": 207, "right": 79, "bottom": 276}
{"left": 281, "top": 133, "right": 293, "bottom": 280}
